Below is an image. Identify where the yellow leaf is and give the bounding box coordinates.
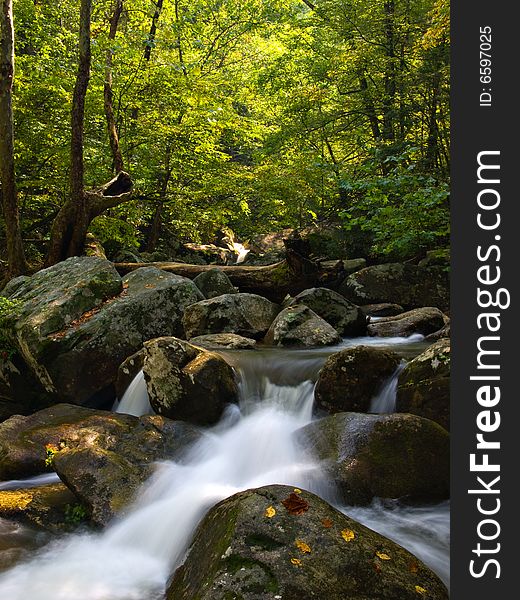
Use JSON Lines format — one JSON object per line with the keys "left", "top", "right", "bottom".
{"left": 341, "top": 529, "right": 355, "bottom": 542}
{"left": 295, "top": 539, "right": 311, "bottom": 553}
{"left": 415, "top": 586, "right": 427, "bottom": 595}
{"left": 293, "top": 488, "right": 302, "bottom": 494}
{"left": 376, "top": 551, "right": 391, "bottom": 560}
{"left": 290, "top": 558, "right": 302, "bottom": 566}
{"left": 265, "top": 506, "right": 276, "bottom": 518}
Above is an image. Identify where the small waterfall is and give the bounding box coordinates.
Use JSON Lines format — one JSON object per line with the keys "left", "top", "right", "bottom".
{"left": 369, "top": 362, "right": 405, "bottom": 414}
{"left": 232, "top": 242, "right": 250, "bottom": 264}
{"left": 114, "top": 371, "right": 152, "bottom": 417}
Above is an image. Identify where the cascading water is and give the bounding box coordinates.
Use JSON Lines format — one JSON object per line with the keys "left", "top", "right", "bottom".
{"left": 114, "top": 370, "right": 152, "bottom": 417}
{"left": 369, "top": 362, "right": 406, "bottom": 413}
{"left": 0, "top": 336, "right": 449, "bottom": 598}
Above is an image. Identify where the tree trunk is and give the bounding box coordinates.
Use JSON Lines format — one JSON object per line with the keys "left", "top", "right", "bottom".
{"left": 0, "top": 0, "right": 27, "bottom": 277}
{"left": 104, "top": 0, "right": 124, "bottom": 173}
{"left": 382, "top": 0, "right": 396, "bottom": 142}
{"left": 144, "top": 0, "right": 164, "bottom": 61}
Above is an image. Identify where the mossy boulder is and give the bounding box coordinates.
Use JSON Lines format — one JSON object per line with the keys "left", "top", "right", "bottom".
{"left": 296, "top": 413, "right": 449, "bottom": 504}
{"left": 142, "top": 337, "right": 238, "bottom": 425}
{"left": 264, "top": 305, "right": 342, "bottom": 347}
{"left": 362, "top": 303, "right": 404, "bottom": 318}
{"left": 193, "top": 268, "right": 238, "bottom": 299}
{"left": 418, "top": 249, "right": 450, "bottom": 268}
{"left": 5, "top": 259, "right": 203, "bottom": 407}
{"left": 340, "top": 263, "right": 449, "bottom": 312}
{"left": 314, "top": 346, "right": 400, "bottom": 414}
{"left": 167, "top": 485, "right": 448, "bottom": 600}
{"left": 367, "top": 308, "right": 446, "bottom": 338}
{"left": 289, "top": 287, "right": 367, "bottom": 336}
{"left": 396, "top": 339, "right": 450, "bottom": 430}
{"left": 183, "top": 293, "right": 280, "bottom": 340}
{"left": 190, "top": 333, "right": 257, "bottom": 350}
{"left": 0, "top": 404, "right": 201, "bottom": 526}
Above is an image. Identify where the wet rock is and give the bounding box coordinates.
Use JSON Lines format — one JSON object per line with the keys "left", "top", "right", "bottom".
{"left": 314, "top": 346, "right": 400, "bottom": 414}
{"left": 142, "top": 337, "right": 238, "bottom": 425}
{"left": 6, "top": 259, "right": 203, "bottom": 407}
{"left": 289, "top": 287, "right": 366, "bottom": 336}
{"left": 362, "top": 303, "right": 404, "bottom": 318}
{"left": 367, "top": 308, "right": 446, "bottom": 338}
{"left": 264, "top": 305, "right": 341, "bottom": 347}
{"left": 340, "top": 263, "right": 449, "bottom": 311}
{"left": 115, "top": 349, "right": 146, "bottom": 399}
{"left": 167, "top": 484, "right": 448, "bottom": 600}
{"left": 183, "top": 293, "right": 280, "bottom": 340}
{"left": 0, "top": 404, "right": 201, "bottom": 526}
{"left": 396, "top": 339, "right": 450, "bottom": 430}
{"left": 296, "top": 413, "right": 449, "bottom": 504}
{"left": 189, "top": 333, "right": 256, "bottom": 350}
{"left": 193, "top": 268, "right": 238, "bottom": 299}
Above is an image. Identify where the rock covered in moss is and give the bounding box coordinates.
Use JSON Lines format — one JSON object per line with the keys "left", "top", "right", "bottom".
{"left": 0, "top": 404, "right": 201, "bottom": 526}
{"left": 264, "top": 305, "right": 341, "bottom": 347}
{"left": 296, "top": 413, "right": 449, "bottom": 504}
{"left": 167, "top": 485, "right": 448, "bottom": 600}
{"left": 289, "top": 287, "right": 366, "bottom": 336}
{"left": 314, "top": 346, "right": 400, "bottom": 414}
{"left": 5, "top": 259, "right": 204, "bottom": 407}
{"left": 193, "top": 268, "right": 238, "bottom": 298}
{"left": 396, "top": 339, "right": 450, "bottom": 430}
{"left": 362, "top": 303, "right": 404, "bottom": 318}
{"left": 142, "top": 337, "right": 238, "bottom": 425}
{"left": 189, "top": 333, "right": 257, "bottom": 350}
{"left": 183, "top": 293, "right": 280, "bottom": 340}
{"left": 367, "top": 307, "right": 446, "bottom": 338}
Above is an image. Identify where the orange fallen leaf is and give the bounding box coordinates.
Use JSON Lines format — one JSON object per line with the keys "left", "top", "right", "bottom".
{"left": 375, "top": 551, "right": 391, "bottom": 560}
{"left": 265, "top": 506, "right": 276, "bottom": 518}
{"left": 290, "top": 558, "right": 302, "bottom": 566}
{"left": 341, "top": 529, "right": 355, "bottom": 542}
{"left": 321, "top": 518, "right": 333, "bottom": 528}
{"left": 409, "top": 562, "right": 418, "bottom": 573}
{"left": 282, "top": 493, "right": 309, "bottom": 515}
{"left": 295, "top": 539, "right": 311, "bottom": 553}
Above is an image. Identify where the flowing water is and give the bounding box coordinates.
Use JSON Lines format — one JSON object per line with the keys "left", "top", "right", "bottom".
{"left": 0, "top": 335, "right": 449, "bottom": 598}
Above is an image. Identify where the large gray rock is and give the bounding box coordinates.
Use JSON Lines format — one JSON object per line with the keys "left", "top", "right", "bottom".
{"left": 6, "top": 259, "right": 203, "bottom": 406}
{"left": 0, "top": 404, "right": 201, "bottom": 526}
{"left": 183, "top": 293, "right": 279, "bottom": 340}
{"left": 396, "top": 338, "right": 450, "bottom": 430}
{"left": 142, "top": 337, "right": 238, "bottom": 425}
{"left": 193, "top": 268, "right": 238, "bottom": 298}
{"left": 314, "top": 346, "right": 400, "bottom": 414}
{"left": 290, "top": 287, "right": 366, "bottom": 336}
{"left": 189, "top": 333, "right": 256, "bottom": 350}
{"left": 362, "top": 303, "right": 404, "bottom": 318}
{"left": 367, "top": 307, "right": 446, "bottom": 338}
{"left": 264, "top": 305, "right": 341, "bottom": 347}
{"left": 340, "top": 263, "right": 449, "bottom": 311}
{"left": 297, "top": 413, "right": 450, "bottom": 504}
{"left": 167, "top": 485, "right": 448, "bottom": 600}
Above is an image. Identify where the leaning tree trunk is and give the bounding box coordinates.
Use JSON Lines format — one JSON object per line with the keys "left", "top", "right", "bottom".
{"left": 0, "top": 0, "right": 27, "bottom": 277}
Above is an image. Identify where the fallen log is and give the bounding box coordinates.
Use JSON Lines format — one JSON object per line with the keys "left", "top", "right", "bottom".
{"left": 114, "top": 250, "right": 321, "bottom": 303}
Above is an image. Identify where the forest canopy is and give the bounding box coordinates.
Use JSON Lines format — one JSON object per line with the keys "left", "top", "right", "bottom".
{"left": 1, "top": 0, "right": 449, "bottom": 275}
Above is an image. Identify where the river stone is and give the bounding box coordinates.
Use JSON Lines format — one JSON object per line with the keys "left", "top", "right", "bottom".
{"left": 7, "top": 260, "right": 204, "bottom": 407}
{"left": 296, "top": 413, "right": 450, "bottom": 504}
{"left": 167, "top": 485, "right": 448, "bottom": 600}
{"left": 314, "top": 346, "right": 400, "bottom": 414}
{"left": 396, "top": 338, "right": 450, "bottom": 430}
{"left": 193, "top": 268, "right": 238, "bottom": 299}
{"left": 115, "top": 349, "right": 146, "bottom": 399}
{"left": 362, "top": 303, "right": 404, "bottom": 318}
{"left": 183, "top": 293, "right": 280, "bottom": 340}
{"left": 189, "top": 333, "right": 256, "bottom": 350}
{"left": 289, "top": 287, "right": 366, "bottom": 336}
{"left": 0, "top": 404, "right": 202, "bottom": 526}
{"left": 264, "top": 305, "right": 341, "bottom": 347}
{"left": 367, "top": 307, "right": 446, "bottom": 338}
{"left": 339, "top": 263, "right": 449, "bottom": 311}
{"left": 142, "top": 337, "right": 238, "bottom": 425}
{"left": 425, "top": 323, "right": 450, "bottom": 342}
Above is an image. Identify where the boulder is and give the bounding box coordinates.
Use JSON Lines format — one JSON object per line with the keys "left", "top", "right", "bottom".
{"left": 296, "top": 413, "right": 449, "bottom": 504}
{"left": 396, "top": 339, "right": 450, "bottom": 430}
{"left": 183, "top": 293, "right": 279, "bottom": 340}
{"left": 342, "top": 258, "right": 367, "bottom": 275}
{"left": 367, "top": 308, "right": 446, "bottom": 338}
{"left": 142, "top": 337, "right": 238, "bottom": 425}
{"left": 5, "top": 258, "right": 203, "bottom": 407}
{"left": 425, "top": 323, "right": 451, "bottom": 342}
{"left": 193, "top": 268, "right": 238, "bottom": 299}
{"left": 314, "top": 346, "right": 400, "bottom": 414}
{"left": 362, "top": 303, "right": 404, "bottom": 318}
{"left": 0, "top": 404, "right": 201, "bottom": 526}
{"left": 190, "top": 333, "right": 256, "bottom": 350}
{"left": 418, "top": 248, "right": 450, "bottom": 268}
{"left": 264, "top": 305, "right": 341, "bottom": 347}
{"left": 167, "top": 485, "right": 448, "bottom": 600}
{"left": 289, "top": 288, "right": 366, "bottom": 336}
{"left": 340, "top": 263, "right": 449, "bottom": 311}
